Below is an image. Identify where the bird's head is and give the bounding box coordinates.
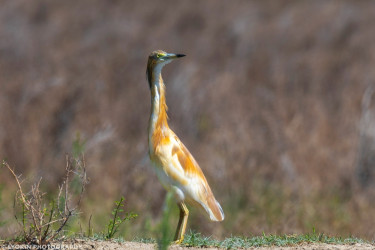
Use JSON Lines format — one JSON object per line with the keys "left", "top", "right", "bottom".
{"left": 146, "top": 50, "right": 185, "bottom": 88}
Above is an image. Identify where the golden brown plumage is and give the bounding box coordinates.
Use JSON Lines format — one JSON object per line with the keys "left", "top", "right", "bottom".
{"left": 146, "top": 50, "right": 224, "bottom": 244}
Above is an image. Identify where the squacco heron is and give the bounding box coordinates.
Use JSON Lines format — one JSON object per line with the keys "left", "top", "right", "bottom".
{"left": 146, "top": 50, "right": 224, "bottom": 244}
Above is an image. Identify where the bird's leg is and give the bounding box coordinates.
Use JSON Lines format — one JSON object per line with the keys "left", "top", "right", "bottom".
{"left": 173, "top": 202, "right": 189, "bottom": 244}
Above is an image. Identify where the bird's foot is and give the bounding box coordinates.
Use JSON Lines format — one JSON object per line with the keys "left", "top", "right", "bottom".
{"left": 172, "top": 236, "right": 184, "bottom": 245}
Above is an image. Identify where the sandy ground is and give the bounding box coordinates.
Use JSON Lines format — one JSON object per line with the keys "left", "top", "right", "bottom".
{"left": 73, "top": 241, "right": 374, "bottom": 250}
{"left": 3, "top": 240, "right": 373, "bottom": 250}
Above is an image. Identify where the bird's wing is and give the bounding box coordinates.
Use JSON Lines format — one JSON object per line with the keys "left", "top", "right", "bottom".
{"left": 152, "top": 131, "right": 224, "bottom": 221}
{"left": 168, "top": 134, "right": 224, "bottom": 221}
{"left": 154, "top": 133, "right": 204, "bottom": 187}
{"left": 170, "top": 136, "right": 207, "bottom": 181}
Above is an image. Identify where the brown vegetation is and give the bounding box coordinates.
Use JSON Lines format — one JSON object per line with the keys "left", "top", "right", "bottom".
{"left": 1, "top": 0, "right": 375, "bottom": 240}
{"left": 2, "top": 156, "right": 87, "bottom": 244}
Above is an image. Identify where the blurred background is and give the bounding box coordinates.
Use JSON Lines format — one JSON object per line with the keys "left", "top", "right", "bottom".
{"left": 1, "top": 0, "right": 375, "bottom": 240}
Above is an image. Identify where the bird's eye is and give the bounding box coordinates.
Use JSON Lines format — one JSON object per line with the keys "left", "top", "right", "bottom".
{"left": 156, "top": 54, "right": 162, "bottom": 58}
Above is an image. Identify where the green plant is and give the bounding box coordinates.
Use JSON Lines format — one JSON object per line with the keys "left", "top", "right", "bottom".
{"left": 158, "top": 192, "right": 174, "bottom": 250}
{"left": 0, "top": 184, "right": 6, "bottom": 228}
{"left": 72, "top": 132, "right": 86, "bottom": 158}
{"left": 104, "top": 196, "right": 137, "bottom": 239}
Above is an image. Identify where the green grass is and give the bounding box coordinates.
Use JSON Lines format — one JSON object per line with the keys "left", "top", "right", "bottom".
{"left": 178, "top": 231, "right": 369, "bottom": 248}
{"left": 2, "top": 231, "right": 371, "bottom": 249}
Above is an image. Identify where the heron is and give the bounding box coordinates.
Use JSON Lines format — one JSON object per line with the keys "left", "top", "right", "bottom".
{"left": 146, "top": 50, "right": 224, "bottom": 244}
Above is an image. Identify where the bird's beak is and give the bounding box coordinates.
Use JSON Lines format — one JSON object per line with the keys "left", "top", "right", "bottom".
{"left": 164, "top": 53, "right": 186, "bottom": 60}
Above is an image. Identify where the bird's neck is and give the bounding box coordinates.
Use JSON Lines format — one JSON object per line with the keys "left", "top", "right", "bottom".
{"left": 148, "top": 68, "right": 169, "bottom": 143}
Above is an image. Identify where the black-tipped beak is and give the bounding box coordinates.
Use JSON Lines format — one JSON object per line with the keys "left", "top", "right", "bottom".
{"left": 164, "top": 53, "right": 186, "bottom": 59}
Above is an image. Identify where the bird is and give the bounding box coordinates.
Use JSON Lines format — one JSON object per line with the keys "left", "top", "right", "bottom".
{"left": 146, "top": 50, "right": 224, "bottom": 244}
